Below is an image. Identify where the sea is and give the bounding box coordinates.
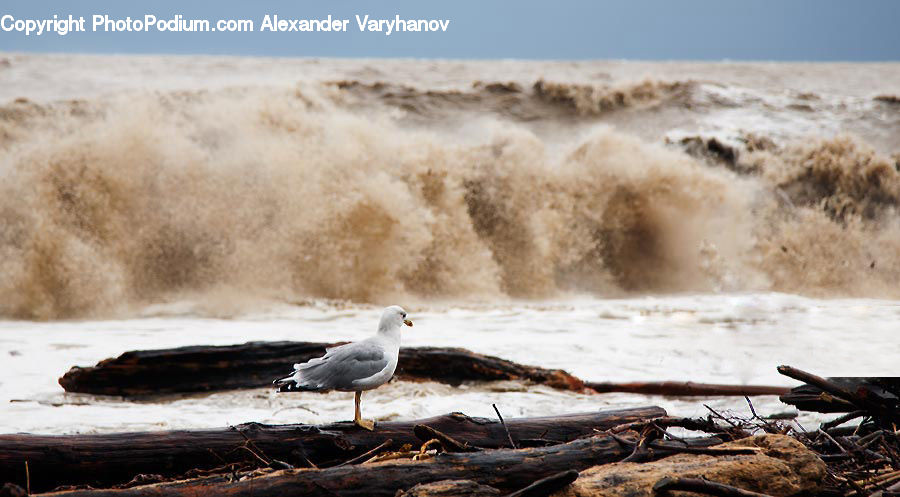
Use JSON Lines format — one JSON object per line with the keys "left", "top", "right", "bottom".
{"left": 0, "top": 53, "right": 898, "bottom": 434}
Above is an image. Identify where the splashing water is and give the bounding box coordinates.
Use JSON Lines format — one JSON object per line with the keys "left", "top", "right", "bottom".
{"left": 1, "top": 61, "right": 899, "bottom": 319}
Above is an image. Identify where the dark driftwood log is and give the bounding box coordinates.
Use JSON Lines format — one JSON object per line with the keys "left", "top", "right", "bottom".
{"left": 58, "top": 341, "right": 790, "bottom": 399}
{"left": 586, "top": 381, "right": 790, "bottom": 396}
{"left": 0, "top": 407, "right": 664, "bottom": 493}
{"left": 58, "top": 342, "right": 583, "bottom": 397}
{"left": 38, "top": 434, "right": 724, "bottom": 497}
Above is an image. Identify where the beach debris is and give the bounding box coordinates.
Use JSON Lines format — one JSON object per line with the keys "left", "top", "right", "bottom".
{"left": 778, "top": 367, "right": 899, "bottom": 420}
{"left": 777, "top": 366, "right": 900, "bottom": 497}
{"left": 588, "top": 381, "right": 790, "bottom": 397}
{"left": 0, "top": 408, "right": 664, "bottom": 493}
{"left": 58, "top": 341, "right": 787, "bottom": 398}
{"left": 7, "top": 364, "right": 895, "bottom": 496}
{"left": 22, "top": 430, "right": 731, "bottom": 497}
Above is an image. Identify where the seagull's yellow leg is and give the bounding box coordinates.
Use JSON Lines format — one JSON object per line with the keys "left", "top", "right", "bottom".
{"left": 354, "top": 391, "right": 375, "bottom": 431}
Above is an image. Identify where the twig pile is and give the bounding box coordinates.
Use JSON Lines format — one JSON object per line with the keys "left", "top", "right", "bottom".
{"left": 776, "top": 366, "right": 899, "bottom": 497}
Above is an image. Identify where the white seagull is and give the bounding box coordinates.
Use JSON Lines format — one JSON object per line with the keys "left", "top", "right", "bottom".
{"left": 274, "top": 305, "right": 413, "bottom": 430}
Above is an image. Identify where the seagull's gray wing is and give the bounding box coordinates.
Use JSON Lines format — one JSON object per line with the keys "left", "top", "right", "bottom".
{"left": 294, "top": 340, "right": 387, "bottom": 391}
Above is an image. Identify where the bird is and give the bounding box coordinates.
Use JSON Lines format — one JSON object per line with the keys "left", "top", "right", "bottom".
{"left": 274, "top": 305, "right": 413, "bottom": 430}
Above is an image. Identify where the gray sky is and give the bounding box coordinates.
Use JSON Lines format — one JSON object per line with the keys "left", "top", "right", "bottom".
{"left": 1, "top": 0, "right": 898, "bottom": 61}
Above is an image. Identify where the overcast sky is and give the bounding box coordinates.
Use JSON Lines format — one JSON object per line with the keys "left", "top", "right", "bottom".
{"left": 1, "top": 0, "right": 898, "bottom": 61}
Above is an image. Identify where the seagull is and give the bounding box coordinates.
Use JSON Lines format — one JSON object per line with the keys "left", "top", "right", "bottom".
{"left": 274, "top": 305, "right": 413, "bottom": 430}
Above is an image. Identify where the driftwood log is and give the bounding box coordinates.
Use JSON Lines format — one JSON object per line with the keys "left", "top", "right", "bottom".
{"left": 0, "top": 407, "right": 664, "bottom": 492}
{"left": 586, "top": 382, "right": 789, "bottom": 396}
{"left": 36, "top": 433, "right": 726, "bottom": 497}
{"left": 58, "top": 342, "right": 584, "bottom": 396}
{"left": 58, "top": 341, "right": 790, "bottom": 399}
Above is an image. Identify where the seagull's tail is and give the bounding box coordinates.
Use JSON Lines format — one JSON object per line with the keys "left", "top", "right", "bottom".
{"left": 273, "top": 374, "right": 295, "bottom": 386}
{"left": 273, "top": 372, "right": 318, "bottom": 393}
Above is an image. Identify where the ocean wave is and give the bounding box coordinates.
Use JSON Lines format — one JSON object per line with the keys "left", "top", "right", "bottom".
{"left": 675, "top": 132, "right": 900, "bottom": 222}
{"left": 1, "top": 84, "right": 898, "bottom": 319}
{"left": 531, "top": 79, "right": 694, "bottom": 115}
{"left": 330, "top": 78, "right": 697, "bottom": 121}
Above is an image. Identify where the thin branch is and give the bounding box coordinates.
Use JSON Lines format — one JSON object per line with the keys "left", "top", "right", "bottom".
{"left": 653, "top": 476, "right": 774, "bottom": 497}
{"left": 335, "top": 439, "right": 392, "bottom": 467}
{"left": 818, "top": 429, "right": 848, "bottom": 454}
{"left": 237, "top": 445, "right": 270, "bottom": 467}
{"left": 704, "top": 405, "right": 738, "bottom": 428}
{"left": 493, "top": 403, "right": 517, "bottom": 449}
{"left": 610, "top": 435, "right": 759, "bottom": 457}
{"left": 649, "top": 441, "right": 760, "bottom": 456}
{"left": 234, "top": 425, "right": 274, "bottom": 465}
{"left": 821, "top": 411, "right": 867, "bottom": 432}
{"left": 414, "top": 425, "right": 479, "bottom": 453}
{"left": 504, "top": 470, "right": 579, "bottom": 497}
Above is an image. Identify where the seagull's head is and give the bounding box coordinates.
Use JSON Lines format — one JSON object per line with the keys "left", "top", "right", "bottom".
{"left": 381, "top": 305, "right": 413, "bottom": 329}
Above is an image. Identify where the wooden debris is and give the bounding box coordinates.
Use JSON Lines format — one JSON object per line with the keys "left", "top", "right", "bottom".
{"left": 777, "top": 367, "right": 899, "bottom": 421}
{"left": 58, "top": 342, "right": 790, "bottom": 399}
{"left": 34, "top": 432, "right": 726, "bottom": 497}
{"left": 608, "top": 416, "right": 736, "bottom": 438}
{"left": 587, "top": 381, "right": 790, "bottom": 396}
{"left": 777, "top": 366, "right": 900, "bottom": 497}
{"left": 58, "top": 342, "right": 584, "bottom": 397}
{"left": 0, "top": 407, "right": 664, "bottom": 492}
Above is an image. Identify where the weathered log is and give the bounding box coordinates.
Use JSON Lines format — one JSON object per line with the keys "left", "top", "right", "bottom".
{"left": 58, "top": 342, "right": 583, "bottom": 397}
{"left": 586, "top": 381, "right": 790, "bottom": 396}
{"left": 59, "top": 341, "right": 792, "bottom": 399}
{"left": 0, "top": 407, "right": 664, "bottom": 493}
{"left": 37, "top": 433, "right": 725, "bottom": 497}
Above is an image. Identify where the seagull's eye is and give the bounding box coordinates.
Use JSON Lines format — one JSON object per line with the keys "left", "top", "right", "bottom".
{"left": 402, "top": 312, "right": 407, "bottom": 318}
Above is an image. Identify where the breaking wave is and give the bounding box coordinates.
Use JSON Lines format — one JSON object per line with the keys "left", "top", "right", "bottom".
{"left": 1, "top": 82, "right": 899, "bottom": 319}
{"left": 330, "top": 78, "right": 697, "bottom": 121}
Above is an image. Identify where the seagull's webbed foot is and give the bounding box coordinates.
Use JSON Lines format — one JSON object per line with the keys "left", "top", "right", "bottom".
{"left": 354, "top": 418, "right": 376, "bottom": 431}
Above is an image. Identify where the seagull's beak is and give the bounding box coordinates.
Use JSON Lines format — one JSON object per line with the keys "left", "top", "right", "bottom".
{"left": 403, "top": 319, "right": 413, "bottom": 327}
